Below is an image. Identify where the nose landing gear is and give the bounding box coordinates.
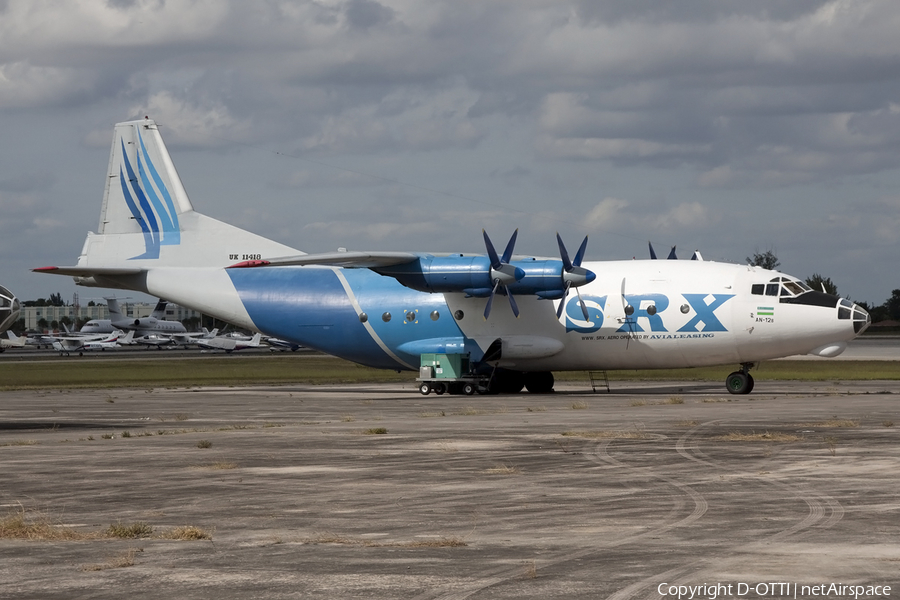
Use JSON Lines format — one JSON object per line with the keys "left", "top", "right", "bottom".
{"left": 726, "top": 363, "right": 755, "bottom": 395}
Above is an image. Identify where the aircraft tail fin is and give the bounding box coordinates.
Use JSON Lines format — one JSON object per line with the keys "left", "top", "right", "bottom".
{"left": 107, "top": 298, "right": 124, "bottom": 322}
{"left": 150, "top": 299, "right": 168, "bottom": 320}
{"left": 66, "top": 117, "right": 300, "bottom": 278}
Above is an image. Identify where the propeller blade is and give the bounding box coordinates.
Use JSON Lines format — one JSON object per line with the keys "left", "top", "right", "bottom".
{"left": 667, "top": 246, "right": 677, "bottom": 260}
{"left": 575, "top": 286, "right": 589, "bottom": 321}
{"left": 573, "top": 236, "right": 589, "bottom": 267}
{"left": 501, "top": 229, "right": 518, "bottom": 264}
{"left": 483, "top": 230, "right": 501, "bottom": 269}
{"left": 556, "top": 280, "right": 572, "bottom": 318}
{"left": 556, "top": 233, "right": 573, "bottom": 272}
{"left": 507, "top": 289, "right": 519, "bottom": 318}
{"left": 483, "top": 279, "right": 500, "bottom": 320}
{"left": 649, "top": 242, "right": 657, "bottom": 260}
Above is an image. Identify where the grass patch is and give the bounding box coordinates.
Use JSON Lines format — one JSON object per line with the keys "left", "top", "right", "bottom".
{"left": 196, "top": 439, "right": 213, "bottom": 448}
{"left": 0, "top": 440, "right": 37, "bottom": 447}
{"left": 2, "top": 355, "right": 896, "bottom": 392}
{"left": 0, "top": 507, "right": 93, "bottom": 541}
{"left": 363, "top": 427, "right": 388, "bottom": 435}
{"left": 553, "top": 361, "right": 900, "bottom": 383}
{"left": 159, "top": 525, "right": 212, "bottom": 540}
{"left": 1, "top": 507, "right": 211, "bottom": 544}
{"left": 106, "top": 521, "right": 153, "bottom": 539}
{"left": 82, "top": 548, "right": 142, "bottom": 571}
{"left": 571, "top": 401, "right": 589, "bottom": 410}
{"left": 0, "top": 355, "right": 419, "bottom": 391}
{"left": 712, "top": 431, "right": 802, "bottom": 442}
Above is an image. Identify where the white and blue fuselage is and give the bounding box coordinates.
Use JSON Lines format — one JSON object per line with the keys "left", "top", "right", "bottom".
{"left": 36, "top": 118, "right": 870, "bottom": 393}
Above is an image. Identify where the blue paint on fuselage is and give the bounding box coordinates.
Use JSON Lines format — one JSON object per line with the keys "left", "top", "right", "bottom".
{"left": 226, "top": 266, "right": 464, "bottom": 369}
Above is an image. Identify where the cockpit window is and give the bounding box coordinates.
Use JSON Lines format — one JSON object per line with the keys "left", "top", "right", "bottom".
{"left": 756, "top": 276, "right": 810, "bottom": 298}
{"left": 753, "top": 276, "right": 817, "bottom": 298}
{"left": 782, "top": 281, "right": 806, "bottom": 295}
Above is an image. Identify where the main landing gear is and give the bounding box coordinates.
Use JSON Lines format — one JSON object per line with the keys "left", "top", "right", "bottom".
{"left": 725, "top": 363, "right": 755, "bottom": 395}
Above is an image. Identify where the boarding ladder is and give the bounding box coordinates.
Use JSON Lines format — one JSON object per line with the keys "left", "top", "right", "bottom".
{"left": 588, "top": 371, "right": 610, "bottom": 393}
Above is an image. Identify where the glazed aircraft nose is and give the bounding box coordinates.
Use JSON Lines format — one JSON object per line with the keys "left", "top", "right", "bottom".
{"left": 836, "top": 297, "right": 871, "bottom": 335}
{"left": 852, "top": 303, "right": 871, "bottom": 335}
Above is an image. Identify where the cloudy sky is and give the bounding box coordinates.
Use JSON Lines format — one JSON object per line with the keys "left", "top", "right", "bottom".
{"left": 1, "top": 0, "right": 899, "bottom": 306}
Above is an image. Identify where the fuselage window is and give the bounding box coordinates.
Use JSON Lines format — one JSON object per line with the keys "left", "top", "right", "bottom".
{"left": 751, "top": 284, "right": 764, "bottom": 295}
{"left": 765, "top": 283, "right": 780, "bottom": 296}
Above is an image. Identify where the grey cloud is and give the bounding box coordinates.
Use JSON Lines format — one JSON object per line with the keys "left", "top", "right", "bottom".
{"left": 2, "top": 0, "right": 900, "bottom": 304}
{"left": 344, "top": 0, "right": 395, "bottom": 30}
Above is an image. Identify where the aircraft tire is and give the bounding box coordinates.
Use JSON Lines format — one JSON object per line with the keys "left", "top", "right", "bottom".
{"left": 462, "top": 383, "right": 476, "bottom": 396}
{"left": 726, "top": 371, "right": 752, "bottom": 395}
{"left": 488, "top": 370, "right": 526, "bottom": 394}
{"left": 419, "top": 383, "right": 431, "bottom": 395}
{"left": 524, "top": 371, "right": 555, "bottom": 394}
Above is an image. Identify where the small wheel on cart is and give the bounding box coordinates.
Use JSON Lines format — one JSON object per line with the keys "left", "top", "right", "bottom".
{"left": 434, "top": 383, "right": 446, "bottom": 395}
{"left": 462, "top": 382, "right": 476, "bottom": 396}
{"left": 419, "top": 383, "right": 431, "bottom": 395}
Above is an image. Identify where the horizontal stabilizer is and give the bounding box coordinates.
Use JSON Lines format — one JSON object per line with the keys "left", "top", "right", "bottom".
{"left": 228, "top": 251, "right": 419, "bottom": 269}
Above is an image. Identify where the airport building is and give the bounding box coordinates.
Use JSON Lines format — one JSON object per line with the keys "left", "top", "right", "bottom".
{"left": 20, "top": 302, "right": 203, "bottom": 331}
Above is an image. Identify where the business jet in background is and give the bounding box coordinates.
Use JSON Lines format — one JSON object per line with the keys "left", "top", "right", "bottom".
{"left": 34, "top": 118, "right": 870, "bottom": 394}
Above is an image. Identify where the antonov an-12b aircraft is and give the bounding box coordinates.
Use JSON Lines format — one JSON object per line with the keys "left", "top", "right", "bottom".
{"left": 35, "top": 118, "right": 871, "bottom": 394}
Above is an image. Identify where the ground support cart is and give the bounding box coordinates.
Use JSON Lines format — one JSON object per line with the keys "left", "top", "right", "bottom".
{"left": 416, "top": 353, "right": 489, "bottom": 396}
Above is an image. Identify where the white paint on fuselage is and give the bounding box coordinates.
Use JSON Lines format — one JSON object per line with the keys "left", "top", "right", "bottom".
{"left": 446, "top": 260, "right": 857, "bottom": 371}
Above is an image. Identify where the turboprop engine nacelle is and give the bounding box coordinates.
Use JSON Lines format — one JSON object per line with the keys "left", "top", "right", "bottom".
{"left": 373, "top": 255, "right": 595, "bottom": 298}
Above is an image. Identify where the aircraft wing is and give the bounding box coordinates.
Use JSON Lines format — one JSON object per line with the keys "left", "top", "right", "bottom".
{"left": 33, "top": 266, "right": 146, "bottom": 276}
{"left": 228, "top": 251, "right": 419, "bottom": 269}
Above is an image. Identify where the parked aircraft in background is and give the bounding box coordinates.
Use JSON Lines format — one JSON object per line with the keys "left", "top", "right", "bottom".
{"left": 80, "top": 297, "right": 188, "bottom": 336}
{"left": 169, "top": 328, "right": 218, "bottom": 347}
{"left": 35, "top": 118, "right": 871, "bottom": 393}
{"left": 265, "top": 336, "right": 303, "bottom": 352}
{"left": 196, "top": 332, "right": 262, "bottom": 353}
{"left": 133, "top": 332, "right": 174, "bottom": 349}
{"left": 0, "top": 330, "right": 27, "bottom": 351}
{"left": 106, "top": 298, "right": 187, "bottom": 335}
{"left": 50, "top": 330, "right": 125, "bottom": 356}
